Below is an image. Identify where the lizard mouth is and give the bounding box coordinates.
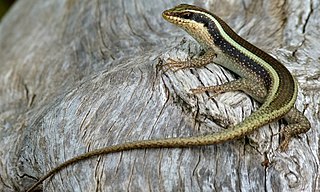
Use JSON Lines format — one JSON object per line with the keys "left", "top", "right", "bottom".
{"left": 162, "top": 10, "right": 188, "bottom": 25}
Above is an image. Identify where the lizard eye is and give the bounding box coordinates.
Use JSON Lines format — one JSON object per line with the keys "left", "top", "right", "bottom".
{"left": 180, "top": 12, "right": 192, "bottom": 20}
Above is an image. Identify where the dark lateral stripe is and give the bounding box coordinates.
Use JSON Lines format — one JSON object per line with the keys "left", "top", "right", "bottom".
{"left": 190, "top": 12, "right": 272, "bottom": 87}
{"left": 210, "top": 14, "right": 296, "bottom": 108}
{"left": 187, "top": 10, "right": 296, "bottom": 107}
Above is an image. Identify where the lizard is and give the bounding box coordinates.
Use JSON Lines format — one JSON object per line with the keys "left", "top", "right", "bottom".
{"left": 26, "top": 4, "right": 310, "bottom": 191}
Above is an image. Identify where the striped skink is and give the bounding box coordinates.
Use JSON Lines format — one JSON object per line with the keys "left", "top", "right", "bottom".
{"left": 26, "top": 4, "right": 310, "bottom": 191}
{"left": 161, "top": 4, "right": 310, "bottom": 150}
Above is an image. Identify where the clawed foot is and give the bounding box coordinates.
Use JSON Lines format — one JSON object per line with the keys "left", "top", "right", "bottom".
{"left": 190, "top": 85, "right": 224, "bottom": 96}
{"left": 278, "top": 131, "right": 293, "bottom": 151}
{"left": 161, "top": 58, "right": 192, "bottom": 72}
{"left": 272, "top": 130, "right": 292, "bottom": 151}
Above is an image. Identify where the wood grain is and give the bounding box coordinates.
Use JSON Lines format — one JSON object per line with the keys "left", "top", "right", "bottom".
{"left": 0, "top": 0, "right": 318, "bottom": 191}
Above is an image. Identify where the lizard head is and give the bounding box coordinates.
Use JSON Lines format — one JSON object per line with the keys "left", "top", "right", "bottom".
{"left": 162, "top": 4, "right": 218, "bottom": 49}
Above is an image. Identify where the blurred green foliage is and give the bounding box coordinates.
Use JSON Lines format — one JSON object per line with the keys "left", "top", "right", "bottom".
{"left": 0, "top": 0, "right": 15, "bottom": 21}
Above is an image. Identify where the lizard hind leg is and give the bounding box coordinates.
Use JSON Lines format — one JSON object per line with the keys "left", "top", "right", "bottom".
{"left": 191, "top": 78, "right": 267, "bottom": 103}
{"left": 279, "top": 108, "right": 311, "bottom": 151}
{"left": 191, "top": 77, "right": 311, "bottom": 151}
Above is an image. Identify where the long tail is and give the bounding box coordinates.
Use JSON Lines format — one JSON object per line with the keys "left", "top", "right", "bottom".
{"left": 26, "top": 108, "right": 278, "bottom": 192}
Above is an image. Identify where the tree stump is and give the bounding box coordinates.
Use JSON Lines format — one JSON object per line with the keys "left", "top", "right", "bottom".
{"left": 0, "top": 0, "right": 319, "bottom": 191}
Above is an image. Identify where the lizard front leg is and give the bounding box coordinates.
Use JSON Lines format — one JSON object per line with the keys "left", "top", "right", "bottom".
{"left": 162, "top": 49, "right": 217, "bottom": 71}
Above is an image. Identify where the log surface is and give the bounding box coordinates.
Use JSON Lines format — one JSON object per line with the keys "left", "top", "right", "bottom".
{"left": 0, "top": 0, "right": 319, "bottom": 191}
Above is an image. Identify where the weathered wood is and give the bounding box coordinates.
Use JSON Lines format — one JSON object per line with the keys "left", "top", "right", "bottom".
{"left": 0, "top": 0, "right": 319, "bottom": 191}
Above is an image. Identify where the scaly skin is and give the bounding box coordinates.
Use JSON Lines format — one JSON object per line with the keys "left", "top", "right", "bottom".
{"left": 26, "top": 4, "right": 310, "bottom": 191}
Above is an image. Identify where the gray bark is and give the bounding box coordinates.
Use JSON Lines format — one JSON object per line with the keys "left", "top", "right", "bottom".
{"left": 0, "top": 0, "right": 319, "bottom": 191}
